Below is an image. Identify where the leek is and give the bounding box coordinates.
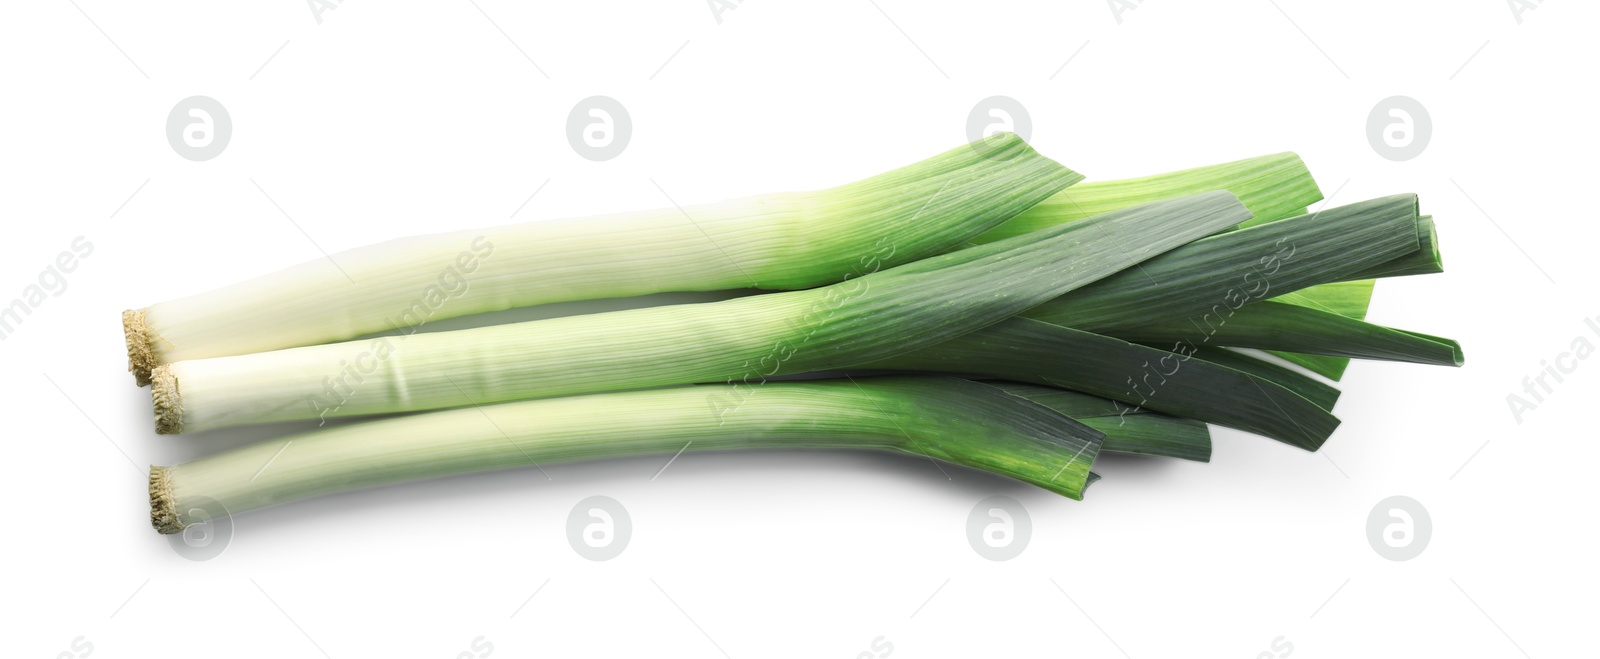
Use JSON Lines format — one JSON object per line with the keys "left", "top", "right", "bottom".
{"left": 149, "top": 377, "right": 1104, "bottom": 533}
{"left": 115, "top": 140, "right": 1473, "bottom": 537}
{"left": 153, "top": 193, "right": 1253, "bottom": 434}
{"left": 123, "top": 133, "right": 1082, "bottom": 385}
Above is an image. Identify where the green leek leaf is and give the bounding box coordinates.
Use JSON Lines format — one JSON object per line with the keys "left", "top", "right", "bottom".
{"left": 862, "top": 317, "right": 1340, "bottom": 451}
{"left": 983, "top": 381, "right": 1211, "bottom": 462}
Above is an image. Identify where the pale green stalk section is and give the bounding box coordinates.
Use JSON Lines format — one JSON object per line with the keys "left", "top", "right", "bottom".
{"left": 149, "top": 377, "right": 1103, "bottom": 533}
{"left": 125, "top": 133, "right": 1080, "bottom": 384}
{"left": 157, "top": 192, "right": 1253, "bottom": 434}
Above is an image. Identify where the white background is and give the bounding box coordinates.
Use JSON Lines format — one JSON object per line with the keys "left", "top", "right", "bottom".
{"left": 2, "top": 1, "right": 1594, "bottom": 657}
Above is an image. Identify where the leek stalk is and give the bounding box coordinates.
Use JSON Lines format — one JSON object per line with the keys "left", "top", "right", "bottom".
{"left": 153, "top": 193, "right": 1253, "bottom": 434}
{"left": 123, "top": 134, "right": 1081, "bottom": 385}
{"left": 149, "top": 377, "right": 1104, "bottom": 533}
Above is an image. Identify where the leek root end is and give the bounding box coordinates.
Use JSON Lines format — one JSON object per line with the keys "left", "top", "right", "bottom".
{"left": 149, "top": 466, "right": 181, "bottom": 535}
{"left": 152, "top": 366, "right": 184, "bottom": 435}
{"left": 123, "top": 309, "right": 155, "bottom": 387}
